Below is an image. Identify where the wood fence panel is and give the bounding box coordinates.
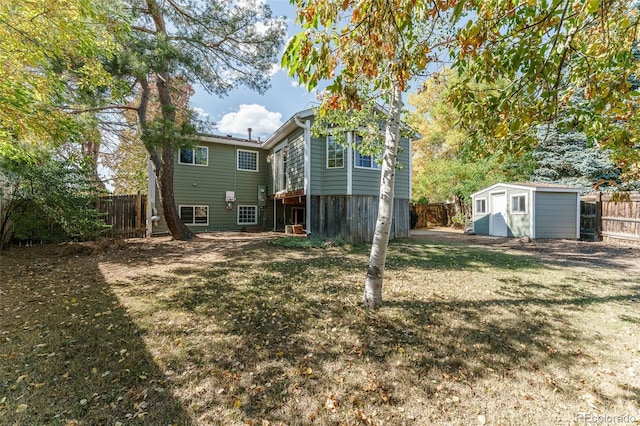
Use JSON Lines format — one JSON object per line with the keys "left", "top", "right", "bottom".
{"left": 97, "top": 193, "right": 147, "bottom": 239}
{"left": 600, "top": 193, "right": 640, "bottom": 245}
{"left": 580, "top": 192, "right": 640, "bottom": 245}
{"left": 410, "top": 203, "right": 448, "bottom": 228}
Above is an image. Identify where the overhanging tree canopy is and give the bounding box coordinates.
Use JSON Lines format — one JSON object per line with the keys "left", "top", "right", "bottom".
{"left": 120, "top": 0, "right": 286, "bottom": 240}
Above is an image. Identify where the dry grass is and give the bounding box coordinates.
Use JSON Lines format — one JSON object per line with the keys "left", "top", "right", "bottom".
{"left": 1, "top": 232, "right": 639, "bottom": 425}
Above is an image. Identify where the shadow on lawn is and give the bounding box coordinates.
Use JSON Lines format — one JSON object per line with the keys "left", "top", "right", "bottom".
{"left": 147, "top": 246, "right": 639, "bottom": 424}
{"left": 0, "top": 247, "right": 193, "bottom": 424}
{"left": 11, "top": 234, "right": 633, "bottom": 424}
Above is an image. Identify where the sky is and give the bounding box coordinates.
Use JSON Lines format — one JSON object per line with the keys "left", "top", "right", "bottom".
{"left": 190, "top": 1, "right": 318, "bottom": 141}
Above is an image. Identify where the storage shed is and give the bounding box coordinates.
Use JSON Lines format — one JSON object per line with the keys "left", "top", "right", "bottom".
{"left": 470, "top": 183, "right": 583, "bottom": 239}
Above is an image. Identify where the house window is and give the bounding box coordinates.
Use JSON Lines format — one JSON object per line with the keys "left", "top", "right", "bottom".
{"left": 179, "top": 146, "right": 208, "bottom": 166}
{"left": 326, "top": 135, "right": 344, "bottom": 168}
{"left": 180, "top": 205, "right": 208, "bottom": 225}
{"left": 475, "top": 198, "right": 487, "bottom": 214}
{"left": 237, "top": 205, "right": 258, "bottom": 225}
{"left": 354, "top": 134, "right": 381, "bottom": 170}
{"left": 511, "top": 195, "right": 527, "bottom": 214}
{"left": 238, "top": 149, "right": 258, "bottom": 171}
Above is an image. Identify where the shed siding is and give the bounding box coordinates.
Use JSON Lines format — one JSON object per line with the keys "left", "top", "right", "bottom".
{"left": 506, "top": 189, "right": 531, "bottom": 237}
{"left": 472, "top": 183, "right": 580, "bottom": 239}
{"left": 474, "top": 215, "right": 490, "bottom": 234}
{"left": 534, "top": 192, "right": 578, "bottom": 238}
{"left": 472, "top": 188, "right": 493, "bottom": 235}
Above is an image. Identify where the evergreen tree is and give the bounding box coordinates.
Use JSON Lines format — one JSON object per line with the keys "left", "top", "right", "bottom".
{"left": 532, "top": 124, "right": 620, "bottom": 190}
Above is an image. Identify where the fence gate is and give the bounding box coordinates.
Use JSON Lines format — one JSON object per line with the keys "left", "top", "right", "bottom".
{"left": 97, "top": 193, "right": 147, "bottom": 239}
{"left": 580, "top": 195, "right": 600, "bottom": 241}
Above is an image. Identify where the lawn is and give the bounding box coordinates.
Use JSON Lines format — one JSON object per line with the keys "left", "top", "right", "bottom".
{"left": 1, "top": 233, "right": 639, "bottom": 425}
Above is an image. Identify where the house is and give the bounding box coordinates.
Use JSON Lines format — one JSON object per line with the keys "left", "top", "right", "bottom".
{"left": 148, "top": 109, "right": 415, "bottom": 243}
{"left": 470, "top": 183, "right": 583, "bottom": 239}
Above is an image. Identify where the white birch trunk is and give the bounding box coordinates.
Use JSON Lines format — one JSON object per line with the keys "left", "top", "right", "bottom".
{"left": 362, "top": 83, "right": 403, "bottom": 308}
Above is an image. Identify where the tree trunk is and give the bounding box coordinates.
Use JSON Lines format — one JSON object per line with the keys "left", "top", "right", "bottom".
{"left": 362, "top": 83, "right": 403, "bottom": 308}
{"left": 140, "top": 0, "right": 195, "bottom": 241}
{"left": 154, "top": 141, "right": 194, "bottom": 240}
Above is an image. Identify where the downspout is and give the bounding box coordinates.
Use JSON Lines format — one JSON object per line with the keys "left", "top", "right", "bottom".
{"left": 294, "top": 115, "right": 312, "bottom": 235}
{"left": 409, "top": 138, "right": 413, "bottom": 201}
{"left": 346, "top": 132, "right": 353, "bottom": 195}
{"left": 146, "top": 160, "right": 155, "bottom": 238}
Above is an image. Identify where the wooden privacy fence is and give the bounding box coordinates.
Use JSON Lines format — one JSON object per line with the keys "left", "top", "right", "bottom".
{"left": 580, "top": 192, "right": 640, "bottom": 245}
{"left": 97, "top": 193, "right": 146, "bottom": 239}
{"left": 410, "top": 202, "right": 467, "bottom": 228}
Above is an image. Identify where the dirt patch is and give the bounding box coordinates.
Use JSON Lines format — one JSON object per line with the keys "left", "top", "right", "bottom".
{"left": 411, "top": 227, "right": 640, "bottom": 271}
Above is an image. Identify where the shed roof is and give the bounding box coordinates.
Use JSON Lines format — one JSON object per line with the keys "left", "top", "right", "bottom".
{"left": 470, "top": 182, "right": 584, "bottom": 198}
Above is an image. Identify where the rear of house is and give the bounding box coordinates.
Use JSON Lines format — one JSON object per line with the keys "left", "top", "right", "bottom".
{"left": 471, "top": 183, "right": 582, "bottom": 239}
{"left": 148, "top": 109, "right": 415, "bottom": 243}
{"left": 263, "top": 109, "right": 413, "bottom": 242}
{"left": 148, "top": 135, "right": 271, "bottom": 234}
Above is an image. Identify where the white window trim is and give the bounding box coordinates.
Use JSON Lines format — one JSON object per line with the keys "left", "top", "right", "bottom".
{"left": 510, "top": 194, "right": 527, "bottom": 214}
{"left": 326, "top": 135, "right": 344, "bottom": 169}
{"left": 237, "top": 205, "right": 258, "bottom": 225}
{"left": 353, "top": 133, "right": 382, "bottom": 170}
{"left": 475, "top": 197, "right": 487, "bottom": 215}
{"left": 237, "top": 149, "right": 259, "bottom": 172}
{"left": 179, "top": 205, "right": 209, "bottom": 226}
{"left": 178, "top": 146, "right": 208, "bottom": 166}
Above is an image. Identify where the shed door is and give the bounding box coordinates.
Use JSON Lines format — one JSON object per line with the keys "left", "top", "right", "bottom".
{"left": 490, "top": 193, "right": 508, "bottom": 237}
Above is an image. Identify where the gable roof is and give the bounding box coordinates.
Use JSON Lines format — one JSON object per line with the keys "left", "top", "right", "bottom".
{"left": 471, "top": 182, "right": 584, "bottom": 198}
{"left": 263, "top": 109, "right": 314, "bottom": 149}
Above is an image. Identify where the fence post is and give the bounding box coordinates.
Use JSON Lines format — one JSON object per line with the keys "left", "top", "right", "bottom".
{"left": 136, "top": 191, "right": 143, "bottom": 237}
{"left": 595, "top": 191, "right": 602, "bottom": 241}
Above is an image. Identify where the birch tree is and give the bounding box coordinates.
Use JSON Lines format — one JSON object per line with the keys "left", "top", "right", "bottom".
{"left": 283, "top": 1, "right": 454, "bottom": 307}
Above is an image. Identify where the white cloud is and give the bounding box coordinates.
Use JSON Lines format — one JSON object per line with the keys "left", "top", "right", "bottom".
{"left": 192, "top": 107, "right": 209, "bottom": 120}
{"left": 216, "top": 104, "right": 283, "bottom": 139}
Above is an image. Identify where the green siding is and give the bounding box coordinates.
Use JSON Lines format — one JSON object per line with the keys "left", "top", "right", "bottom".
{"left": 267, "top": 128, "right": 305, "bottom": 195}
{"left": 310, "top": 134, "right": 324, "bottom": 194}
{"left": 351, "top": 136, "right": 411, "bottom": 197}
{"left": 151, "top": 114, "right": 413, "bottom": 239}
{"left": 287, "top": 131, "right": 305, "bottom": 192}
{"left": 154, "top": 142, "right": 269, "bottom": 233}
{"left": 534, "top": 192, "right": 578, "bottom": 238}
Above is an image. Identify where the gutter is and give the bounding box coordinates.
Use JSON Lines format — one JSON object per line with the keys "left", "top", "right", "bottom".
{"left": 294, "top": 115, "right": 312, "bottom": 235}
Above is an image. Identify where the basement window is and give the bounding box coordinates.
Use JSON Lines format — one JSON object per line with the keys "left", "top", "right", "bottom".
{"left": 180, "top": 205, "right": 208, "bottom": 225}
{"left": 237, "top": 205, "right": 258, "bottom": 225}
